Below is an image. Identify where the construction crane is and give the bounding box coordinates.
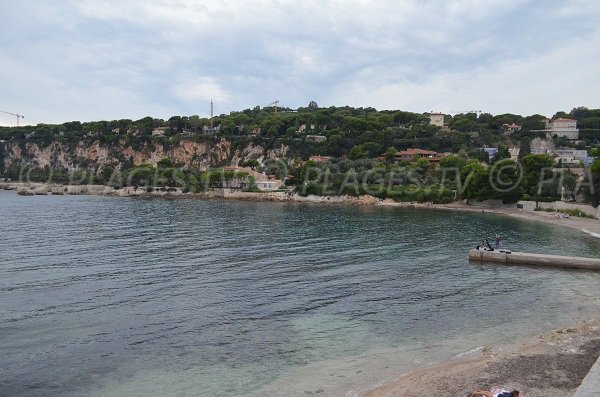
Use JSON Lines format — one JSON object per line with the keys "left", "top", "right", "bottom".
{"left": 451, "top": 110, "right": 482, "bottom": 115}
{"left": 0, "top": 109, "right": 24, "bottom": 126}
{"left": 264, "top": 100, "right": 280, "bottom": 113}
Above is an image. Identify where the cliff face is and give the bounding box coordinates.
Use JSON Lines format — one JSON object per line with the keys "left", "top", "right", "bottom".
{"left": 1, "top": 138, "right": 290, "bottom": 174}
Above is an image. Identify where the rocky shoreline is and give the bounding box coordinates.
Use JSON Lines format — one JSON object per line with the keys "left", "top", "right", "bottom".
{"left": 0, "top": 181, "right": 439, "bottom": 207}
{"left": 3, "top": 181, "right": 600, "bottom": 237}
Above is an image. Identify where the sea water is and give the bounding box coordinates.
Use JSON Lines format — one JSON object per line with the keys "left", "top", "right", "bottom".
{"left": 1, "top": 190, "right": 599, "bottom": 396}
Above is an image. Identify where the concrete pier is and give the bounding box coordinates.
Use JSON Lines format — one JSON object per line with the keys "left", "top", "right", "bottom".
{"left": 468, "top": 249, "right": 600, "bottom": 270}
{"left": 574, "top": 355, "right": 600, "bottom": 397}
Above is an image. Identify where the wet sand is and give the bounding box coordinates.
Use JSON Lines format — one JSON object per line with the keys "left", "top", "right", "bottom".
{"left": 360, "top": 318, "right": 600, "bottom": 397}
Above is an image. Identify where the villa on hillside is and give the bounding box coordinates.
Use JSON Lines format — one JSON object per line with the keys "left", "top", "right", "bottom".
{"left": 152, "top": 127, "right": 168, "bottom": 137}
{"left": 554, "top": 149, "right": 593, "bottom": 166}
{"left": 222, "top": 166, "right": 284, "bottom": 191}
{"left": 428, "top": 112, "right": 445, "bottom": 128}
{"left": 502, "top": 123, "right": 522, "bottom": 135}
{"left": 483, "top": 147, "right": 498, "bottom": 158}
{"left": 297, "top": 124, "right": 325, "bottom": 134}
{"left": 202, "top": 124, "right": 221, "bottom": 134}
{"left": 392, "top": 148, "right": 444, "bottom": 164}
{"left": 308, "top": 155, "right": 332, "bottom": 163}
{"left": 545, "top": 118, "right": 579, "bottom": 140}
{"left": 306, "top": 135, "right": 327, "bottom": 143}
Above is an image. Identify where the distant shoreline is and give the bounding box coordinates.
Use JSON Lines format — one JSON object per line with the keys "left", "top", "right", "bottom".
{"left": 2, "top": 181, "right": 600, "bottom": 237}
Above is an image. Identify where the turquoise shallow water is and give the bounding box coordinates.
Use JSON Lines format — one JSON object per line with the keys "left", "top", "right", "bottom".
{"left": 1, "top": 190, "right": 600, "bottom": 396}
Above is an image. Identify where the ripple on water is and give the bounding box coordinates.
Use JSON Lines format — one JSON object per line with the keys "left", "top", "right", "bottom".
{"left": 1, "top": 191, "right": 600, "bottom": 397}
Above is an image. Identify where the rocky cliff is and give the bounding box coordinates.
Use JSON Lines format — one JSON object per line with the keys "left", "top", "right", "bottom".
{"left": 0, "top": 138, "right": 290, "bottom": 176}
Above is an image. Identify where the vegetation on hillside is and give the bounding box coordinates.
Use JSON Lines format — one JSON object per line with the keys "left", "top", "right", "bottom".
{"left": 2, "top": 105, "right": 600, "bottom": 158}
{"left": 2, "top": 104, "right": 600, "bottom": 205}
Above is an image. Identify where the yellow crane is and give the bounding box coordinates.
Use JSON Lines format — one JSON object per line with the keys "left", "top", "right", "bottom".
{"left": 451, "top": 110, "right": 482, "bottom": 115}
{"left": 0, "top": 109, "right": 24, "bottom": 126}
{"left": 264, "top": 100, "right": 280, "bottom": 113}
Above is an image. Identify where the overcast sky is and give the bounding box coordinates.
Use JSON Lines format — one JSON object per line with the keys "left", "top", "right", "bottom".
{"left": 1, "top": 0, "right": 599, "bottom": 126}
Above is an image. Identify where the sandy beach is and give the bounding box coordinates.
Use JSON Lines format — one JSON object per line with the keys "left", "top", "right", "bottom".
{"left": 437, "top": 203, "right": 600, "bottom": 238}
{"left": 360, "top": 318, "right": 600, "bottom": 397}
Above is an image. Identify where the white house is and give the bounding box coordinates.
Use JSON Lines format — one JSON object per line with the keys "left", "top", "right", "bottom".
{"left": 554, "top": 149, "right": 590, "bottom": 166}
{"left": 223, "top": 166, "right": 284, "bottom": 192}
{"left": 152, "top": 127, "right": 168, "bottom": 137}
{"left": 502, "top": 123, "right": 522, "bottom": 135}
{"left": 255, "top": 180, "right": 282, "bottom": 191}
{"left": 483, "top": 147, "right": 498, "bottom": 158}
{"left": 202, "top": 124, "right": 221, "bottom": 134}
{"left": 306, "top": 135, "right": 327, "bottom": 143}
{"left": 545, "top": 118, "right": 579, "bottom": 140}
{"left": 308, "top": 155, "right": 332, "bottom": 163}
{"left": 429, "top": 112, "right": 445, "bottom": 128}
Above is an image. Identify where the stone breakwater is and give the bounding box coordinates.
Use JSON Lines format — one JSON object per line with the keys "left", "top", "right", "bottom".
{"left": 10, "top": 183, "right": 186, "bottom": 198}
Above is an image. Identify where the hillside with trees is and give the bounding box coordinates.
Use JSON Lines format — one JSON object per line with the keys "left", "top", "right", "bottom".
{"left": 2, "top": 104, "right": 600, "bottom": 205}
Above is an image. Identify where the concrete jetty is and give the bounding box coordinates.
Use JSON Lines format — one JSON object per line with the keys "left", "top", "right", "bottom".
{"left": 468, "top": 249, "right": 600, "bottom": 270}
{"left": 574, "top": 355, "right": 600, "bottom": 397}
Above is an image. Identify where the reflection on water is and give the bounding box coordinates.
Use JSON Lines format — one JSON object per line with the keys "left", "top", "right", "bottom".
{"left": 1, "top": 190, "right": 599, "bottom": 396}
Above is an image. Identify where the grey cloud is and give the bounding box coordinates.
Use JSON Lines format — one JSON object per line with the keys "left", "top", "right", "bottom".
{"left": 0, "top": 0, "right": 598, "bottom": 125}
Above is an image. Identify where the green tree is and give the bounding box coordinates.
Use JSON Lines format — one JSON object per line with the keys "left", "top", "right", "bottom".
{"left": 410, "top": 158, "right": 431, "bottom": 181}
{"left": 127, "top": 164, "right": 156, "bottom": 186}
{"left": 299, "top": 160, "right": 318, "bottom": 182}
{"left": 520, "top": 115, "right": 546, "bottom": 131}
{"left": 521, "top": 154, "right": 556, "bottom": 201}
{"left": 491, "top": 145, "right": 510, "bottom": 163}
{"left": 242, "top": 159, "right": 260, "bottom": 168}
{"left": 553, "top": 111, "right": 570, "bottom": 119}
{"left": 489, "top": 159, "right": 524, "bottom": 203}
{"left": 450, "top": 117, "right": 476, "bottom": 132}
{"left": 349, "top": 145, "right": 369, "bottom": 160}
{"left": 440, "top": 154, "right": 466, "bottom": 171}
{"left": 157, "top": 158, "right": 173, "bottom": 168}
{"left": 478, "top": 149, "right": 490, "bottom": 163}
{"left": 518, "top": 137, "right": 531, "bottom": 160}
{"left": 439, "top": 155, "right": 466, "bottom": 182}
{"left": 460, "top": 160, "right": 490, "bottom": 201}
{"left": 562, "top": 172, "right": 577, "bottom": 201}
{"left": 579, "top": 117, "right": 600, "bottom": 129}
{"left": 585, "top": 145, "right": 600, "bottom": 206}
{"left": 384, "top": 146, "right": 397, "bottom": 164}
